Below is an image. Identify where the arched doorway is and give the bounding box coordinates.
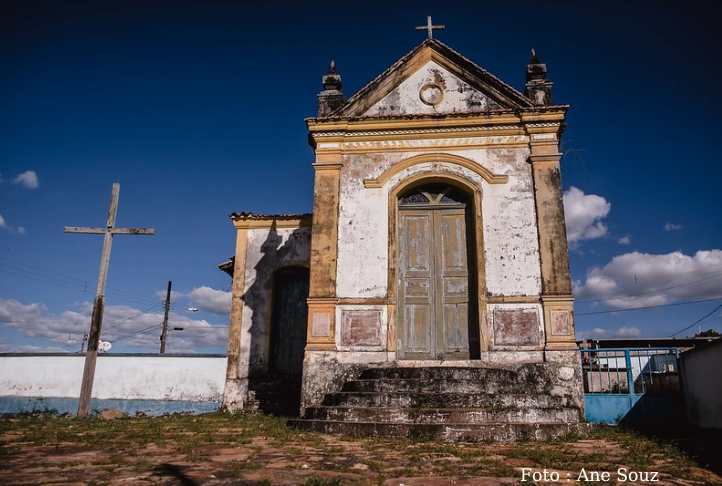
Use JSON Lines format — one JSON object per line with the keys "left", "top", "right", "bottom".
{"left": 396, "top": 182, "right": 480, "bottom": 360}
{"left": 270, "top": 266, "right": 309, "bottom": 375}
{"left": 262, "top": 265, "right": 309, "bottom": 416}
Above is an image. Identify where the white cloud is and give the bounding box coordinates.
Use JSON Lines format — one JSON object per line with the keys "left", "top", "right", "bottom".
{"left": 617, "top": 235, "right": 631, "bottom": 245}
{"left": 155, "top": 289, "right": 185, "bottom": 303}
{"left": 576, "top": 250, "right": 722, "bottom": 308}
{"left": 563, "top": 187, "right": 611, "bottom": 244}
{"left": 0, "top": 212, "right": 26, "bottom": 235}
{"left": 616, "top": 326, "right": 641, "bottom": 338}
{"left": 664, "top": 222, "right": 683, "bottom": 232}
{"left": 0, "top": 298, "right": 227, "bottom": 352}
{"left": 13, "top": 170, "right": 39, "bottom": 189}
{"left": 582, "top": 326, "right": 642, "bottom": 339}
{"left": 188, "top": 286, "right": 231, "bottom": 315}
{"left": 585, "top": 327, "right": 609, "bottom": 338}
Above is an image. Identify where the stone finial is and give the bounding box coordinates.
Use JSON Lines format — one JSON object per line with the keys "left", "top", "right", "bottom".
{"left": 317, "top": 59, "right": 345, "bottom": 117}
{"left": 525, "top": 48, "right": 553, "bottom": 106}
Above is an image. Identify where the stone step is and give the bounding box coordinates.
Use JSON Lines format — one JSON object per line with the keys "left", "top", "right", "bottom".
{"left": 289, "top": 419, "right": 590, "bottom": 442}
{"left": 304, "top": 406, "right": 582, "bottom": 424}
{"left": 360, "top": 366, "right": 539, "bottom": 381}
{"left": 322, "top": 391, "right": 577, "bottom": 409}
{"left": 341, "top": 378, "right": 550, "bottom": 394}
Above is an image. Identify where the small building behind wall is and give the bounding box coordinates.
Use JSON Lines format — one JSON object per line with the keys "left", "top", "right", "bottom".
{"left": 679, "top": 339, "right": 722, "bottom": 429}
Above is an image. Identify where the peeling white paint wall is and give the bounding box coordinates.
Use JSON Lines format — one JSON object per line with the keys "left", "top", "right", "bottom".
{"left": 0, "top": 355, "right": 227, "bottom": 401}
{"left": 364, "top": 61, "right": 501, "bottom": 116}
{"left": 336, "top": 147, "right": 542, "bottom": 299}
{"left": 238, "top": 226, "right": 311, "bottom": 373}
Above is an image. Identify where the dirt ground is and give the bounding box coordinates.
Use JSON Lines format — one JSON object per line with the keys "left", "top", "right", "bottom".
{"left": 1, "top": 413, "right": 720, "bottom": 485}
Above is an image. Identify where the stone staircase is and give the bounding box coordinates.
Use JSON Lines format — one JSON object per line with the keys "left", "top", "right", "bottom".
{"left": 289, "top": 364, "right": 588, "bottom": 442}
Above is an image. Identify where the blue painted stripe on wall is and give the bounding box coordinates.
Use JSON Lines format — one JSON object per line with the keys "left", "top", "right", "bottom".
{"left": 0, "top": 396, "right": 219, "bottom": 416}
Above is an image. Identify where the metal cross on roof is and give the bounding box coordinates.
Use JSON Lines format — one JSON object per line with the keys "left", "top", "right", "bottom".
{"left": 416, "top": 16, "right": 445, "bottom": 39}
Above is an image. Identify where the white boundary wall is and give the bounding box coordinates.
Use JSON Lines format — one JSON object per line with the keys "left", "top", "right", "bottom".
{"left": 0, "top": 354, "right": 227, "bottom": 402}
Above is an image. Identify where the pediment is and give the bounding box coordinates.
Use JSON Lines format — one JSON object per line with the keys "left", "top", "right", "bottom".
{"left": 331, "top": 39, "right": 532, "bottom": 118}
{"left": 364, "top": 60, "right": 502, "bottom": 116}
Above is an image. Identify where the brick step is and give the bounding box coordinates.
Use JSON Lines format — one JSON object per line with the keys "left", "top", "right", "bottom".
{"left": 322, "top": 391, "right": 577, "bottom": 409}
{"left": 289, "top": 419, "right": 590, "bottom": 442}
{"left": 341, "top": 378, "right": 550, "bottom": 394}
{"left": 304, "top": 406, "right": 582, "bottom": 424}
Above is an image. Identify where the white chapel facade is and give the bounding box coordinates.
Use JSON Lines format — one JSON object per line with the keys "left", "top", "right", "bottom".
{"left": 220, "top": 35, "right": 582, "bottom": 431}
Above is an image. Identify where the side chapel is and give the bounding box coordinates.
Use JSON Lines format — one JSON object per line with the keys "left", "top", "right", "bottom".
{"left": 221, "top": 29, "right": 586, "bottom": 440}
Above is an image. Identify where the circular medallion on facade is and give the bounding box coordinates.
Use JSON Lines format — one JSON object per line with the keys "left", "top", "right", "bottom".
{"left": 419, "top": 83, "right": 444, "bottom": 106}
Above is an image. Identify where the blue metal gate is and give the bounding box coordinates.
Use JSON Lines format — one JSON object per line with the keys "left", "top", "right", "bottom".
{"left": 580, "top": 348, "right": 683, "bottom": 425}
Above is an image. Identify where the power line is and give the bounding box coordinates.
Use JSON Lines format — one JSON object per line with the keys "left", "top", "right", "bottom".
{"left": 111, "top": 325, "right": 160, "bottom": 344}
{"left": 670, "top": 304, "right": 722, "bottom": 337}
{"left": 175, "top": 325, "right": 229, "bottom": 330}
{"left": 0, "top": 260, "right": 162, "bottom": 308}
{"left": 576, "top": 297, "right": 722, "bottom": 316}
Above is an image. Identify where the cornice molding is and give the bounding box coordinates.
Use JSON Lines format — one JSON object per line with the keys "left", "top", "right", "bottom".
{"left": 313, "top": 124, "right": 523, "bottom": 139}
{"left": 307, "top": 111, "right": 566, "bottom": 134}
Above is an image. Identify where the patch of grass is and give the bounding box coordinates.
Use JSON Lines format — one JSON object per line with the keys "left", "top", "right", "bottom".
{"left": 2, "top": 413, "right": 719, "bottom": 485}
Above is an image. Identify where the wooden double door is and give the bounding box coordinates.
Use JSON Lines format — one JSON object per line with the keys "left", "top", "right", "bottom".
{"left": 397, "top": 185, "right": 472, "bottom": 360}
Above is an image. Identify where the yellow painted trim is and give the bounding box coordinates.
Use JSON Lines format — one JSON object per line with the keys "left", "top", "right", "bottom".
{"left": 313, "top": 130, "right": 528, "bottom": 145}
{"left": 336, "top": 297, "right": 388, "bottom": 305}
{"left": 225, "top": 226, "right": 248, "bottom": 382}
{"left": 541, "top": 294, "right": 575, "bottom": 303}
{"left": 338, "top": 143, "right": 529, "bottom": 155}
{"left": 232, "top": 216, "right": 312, "bottom": 230}
{"left": 542, "top": 294, "right": 577, "bottom": 349}
{"left": 363, "top": 153, "right": 508, "bottom": 188}
{"left": 312, "top": 162, "right": 344, "bottom": 170}
{"left": 487, "top": 295, "right": 541, "bottom": 304}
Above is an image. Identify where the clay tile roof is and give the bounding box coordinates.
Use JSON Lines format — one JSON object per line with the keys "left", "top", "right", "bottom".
{"left": 229, "top": 212, "right": 312, "bottom": 221}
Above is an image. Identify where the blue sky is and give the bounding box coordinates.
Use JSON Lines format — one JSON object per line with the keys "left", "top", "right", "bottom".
{"left": 1, "top": 1, "right": 721, "bottom": 353}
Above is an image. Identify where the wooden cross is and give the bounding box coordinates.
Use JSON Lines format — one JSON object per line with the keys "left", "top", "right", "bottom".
{"left": 64, "top": 182, "right": 155, "bottom": 416}
{"left": 416, "top": 15, "right": 445, "bottom": 39}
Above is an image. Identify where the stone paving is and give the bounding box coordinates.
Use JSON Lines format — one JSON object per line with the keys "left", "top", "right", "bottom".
{"left": 1, "top": 413, "right": 720, "bottom": 485}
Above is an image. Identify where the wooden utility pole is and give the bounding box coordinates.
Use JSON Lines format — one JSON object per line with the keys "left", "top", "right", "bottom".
{"left": 159, "top": 280, "right": 172, "bottom": 353}
{"left": 65, "top": 182, "right": 155, "bottom": 417}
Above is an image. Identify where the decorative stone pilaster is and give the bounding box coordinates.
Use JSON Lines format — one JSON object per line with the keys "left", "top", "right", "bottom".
{"left": 221, "top": 225, "right": 249, "bottom": 411}
{"left": 306, "top": 157, "right": 342, "bottom": 350}
{"left": 527, "top": 124, "right": 577, "bottom": 350}
{"left": 542, "top": 295, "right": 577, "bottom": 350}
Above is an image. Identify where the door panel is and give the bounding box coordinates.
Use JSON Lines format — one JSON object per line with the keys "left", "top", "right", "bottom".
{"left": 407, "top": 304, "right": 433, "bottom": 354}
{"left": 399, "top": 211, "right": 435, "bottom": 359}
{"left": 398, "top": 207, "right": 470, "bottom": 360}
{"left": 435, "top": 209, "right": 470, "bottom": 358}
